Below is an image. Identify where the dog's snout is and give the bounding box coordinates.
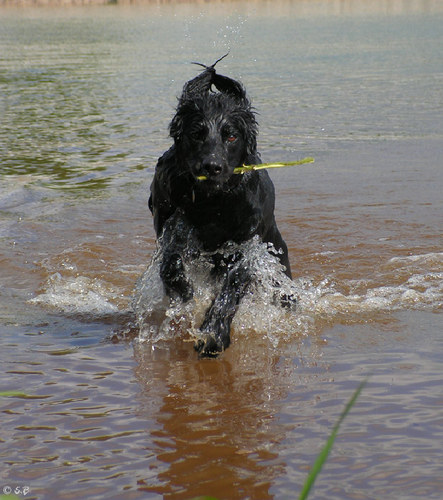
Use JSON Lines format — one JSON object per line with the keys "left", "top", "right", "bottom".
{"left": 202, "top": 160, "right": 223, "bottom": 178}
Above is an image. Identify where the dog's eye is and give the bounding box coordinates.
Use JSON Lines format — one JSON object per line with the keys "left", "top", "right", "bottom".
{"left": 226, "top": 134, "right": 237, "bottom": 143}
{"left": 190, "top": 127, "right": 206, "bottom": 142}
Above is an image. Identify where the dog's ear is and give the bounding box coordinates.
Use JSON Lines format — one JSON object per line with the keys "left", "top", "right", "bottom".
{"left": 212, "top": 73, "right": 247, "bottom": 101}
{"left": 182, "top": 53, "right": 246, "bottom": 101}
{"left": 169, "top": 102, "right": 188, "bottom": 142}
{"left": 180, "top": 68, "right": 214, "bottom": 102}
{"left": 169, "top": 105, "right": 182, "bottom": 141}
{"left": 244, "top": 114, "right": 259, "bottom": 158}
{"left": 181, "top": 69, "right": 246, "bottom": 102}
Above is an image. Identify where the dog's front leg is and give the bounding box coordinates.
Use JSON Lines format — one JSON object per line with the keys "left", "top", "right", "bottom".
{"left": 158, "top": 211, "right": 195, "bottom": 302}
{"left": 195, "top": 258, "right": 251, "bottom": 357}
{"left": 160, "top": 252, "right": 193, "bottom": 302}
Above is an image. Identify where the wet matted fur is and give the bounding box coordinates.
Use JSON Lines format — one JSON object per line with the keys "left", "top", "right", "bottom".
{"left": 149, "top": 57, "right": 292, "bottom": 356}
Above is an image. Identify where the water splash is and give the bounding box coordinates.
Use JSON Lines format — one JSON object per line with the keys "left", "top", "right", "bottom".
{"left": 296, "top": 252, "right": 443, "bottom": 322}
{"left": 133, "top": 236, "right": 301, "bottom": 345}
{"left": 133, "top": 245, "right": 443, "bottom": 347}
{"left": 214, "top": 15, "right": 248, "bottom": 52}
{"left": 30, "top": 273, "right": 120, "bottom": 316}
{"left": 29, "top": 243, "right": 442, "bottom": 339}
{"left": 180, "top": 11, "right": 249, "bottom": 63}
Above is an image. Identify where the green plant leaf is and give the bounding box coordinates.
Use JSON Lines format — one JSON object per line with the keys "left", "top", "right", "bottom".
{"left": 298, "top": 379, "right": 368, "bottom": 500}
{"left": 0, "top": 390, "right": 49, "bottom": 399}
{"left": 0, "top": 390, "right": 29, "bottom": 397}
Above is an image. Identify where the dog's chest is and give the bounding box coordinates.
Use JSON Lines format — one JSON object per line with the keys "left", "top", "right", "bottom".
{"left": 185, "top": 197, "right": 260, "bottom": 251}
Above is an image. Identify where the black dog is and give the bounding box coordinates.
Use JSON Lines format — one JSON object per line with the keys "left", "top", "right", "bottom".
{"left": 149, "top": 56, "right": 292, "bottom": 356}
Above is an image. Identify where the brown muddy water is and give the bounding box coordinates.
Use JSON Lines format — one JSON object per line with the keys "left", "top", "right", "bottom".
{"left": 1, "top": 1, "right": 442, "bottom": 499}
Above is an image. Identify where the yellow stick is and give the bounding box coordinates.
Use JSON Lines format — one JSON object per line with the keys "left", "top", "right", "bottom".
{"left": 197, "top": 157, "right": 314, "bottom": 180}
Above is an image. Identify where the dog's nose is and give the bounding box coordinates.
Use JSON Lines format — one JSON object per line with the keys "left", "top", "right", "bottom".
{"left": 202, "top": 160, "right": 223, "bottom": 178}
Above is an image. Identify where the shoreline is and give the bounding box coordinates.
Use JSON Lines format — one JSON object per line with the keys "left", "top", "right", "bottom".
{"left": 1, "top": 0, "right": 441, "bottom": 10}
{"left": 5, "top": 0, "right": 266, "bottom": 5}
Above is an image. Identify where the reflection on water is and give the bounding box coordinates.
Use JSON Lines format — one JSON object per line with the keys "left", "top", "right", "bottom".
{"left": 1, "top": 1, "right": 443, "bottom": 499}
{"left": 133, "top": 343, "right": 293, "bottom": 499}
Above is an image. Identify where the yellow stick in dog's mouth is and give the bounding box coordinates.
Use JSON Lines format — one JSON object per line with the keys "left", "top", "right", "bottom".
{"left": 196, "top": 156, "right": 315, "bottom": 181}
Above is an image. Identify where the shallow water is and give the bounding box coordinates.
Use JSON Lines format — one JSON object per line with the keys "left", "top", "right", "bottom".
{"left": 1, "top": 1, "right": 443, "bottom": 498}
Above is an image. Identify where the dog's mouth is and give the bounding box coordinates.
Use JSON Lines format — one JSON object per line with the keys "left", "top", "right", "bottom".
{"left": 196, "top": 173, "right": 226, "bottom": 184}
{"left": 195, "top": 170, "right": 240, "bottom": 193}
{"left": 194, "top": 165, "right": 231, "bottom": 188}
{"left": 196, "top": 178, "right": 226, "bottom": 194}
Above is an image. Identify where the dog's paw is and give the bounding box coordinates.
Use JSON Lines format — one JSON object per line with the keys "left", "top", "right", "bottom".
{"left": 194, "top": 333, "right": 223, "bottom": 358}
{"left": 270, "top": 279, "right": 297, "bottom": 310}
{"left": 271, "top": 290, "right": 297, "bottom": 310}
{"left": 280, "top": 292, "right": 297, "bottom": 310}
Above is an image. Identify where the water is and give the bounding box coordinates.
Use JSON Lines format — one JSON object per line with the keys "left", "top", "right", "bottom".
{"left": 1, "top": 1, "right": 443, "bottom": 498}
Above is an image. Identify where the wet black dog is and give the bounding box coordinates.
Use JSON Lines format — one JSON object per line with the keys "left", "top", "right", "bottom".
{"left": 149, "top": 56, "right": 292, "bottom": 356}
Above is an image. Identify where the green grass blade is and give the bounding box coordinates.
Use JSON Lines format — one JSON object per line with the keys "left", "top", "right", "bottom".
{"left": 298, "top": 379, "right": 367, "bottom": 500}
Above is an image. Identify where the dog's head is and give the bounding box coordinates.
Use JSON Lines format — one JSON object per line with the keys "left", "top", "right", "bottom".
{"left": 169, "top": 62, "right": 258, "bottom": 191}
